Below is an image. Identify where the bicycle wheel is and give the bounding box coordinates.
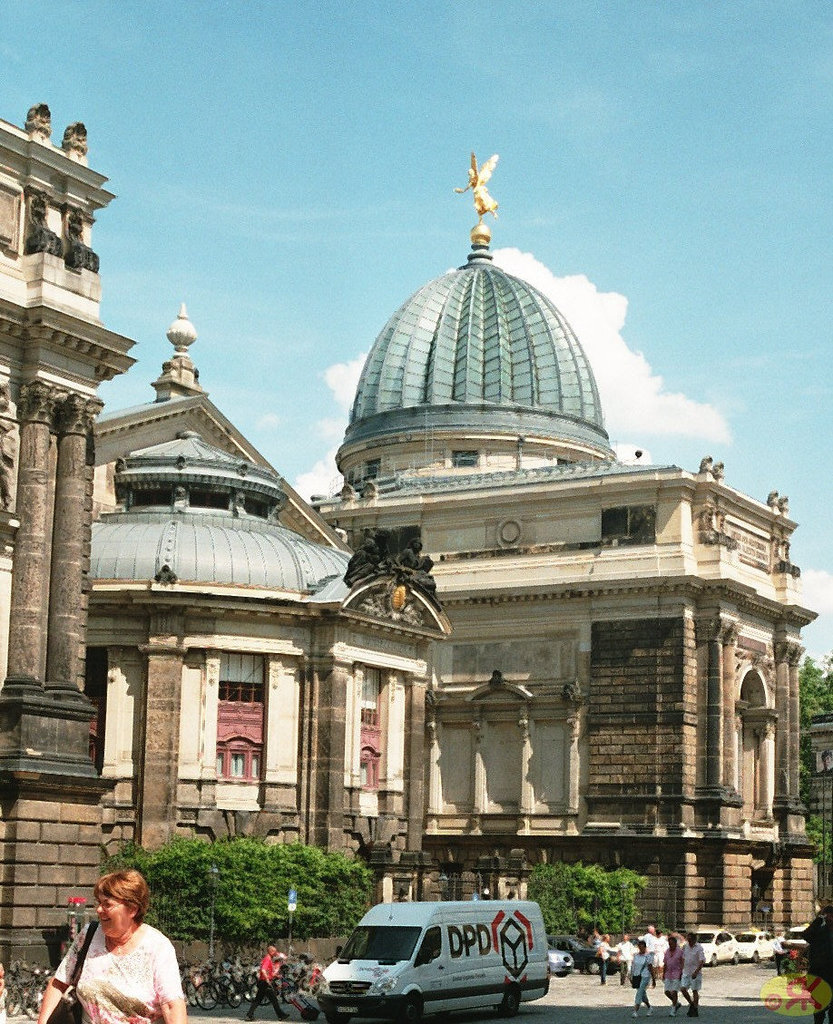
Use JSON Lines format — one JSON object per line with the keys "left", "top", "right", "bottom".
{"left": 196, "top": 981, "right": 219, "bottom": 1010}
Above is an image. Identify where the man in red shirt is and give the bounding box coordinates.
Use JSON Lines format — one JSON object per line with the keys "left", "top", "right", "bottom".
{"left": 246, "top": 945, "right": 288, "bottom": 1020}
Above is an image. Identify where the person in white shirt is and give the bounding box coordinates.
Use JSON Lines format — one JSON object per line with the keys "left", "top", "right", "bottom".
{"left": 597, "top": 934, "right": 612, "bottom": 985}
{"left": 680, "top": 932, "right": 705, "bottom": 1018}
{"left": 654, "top": 929, "right": 669, "bottom": 984}
{"left": 640, "top": 926, "right": 658, "bottom": 987}
{"left": 617, "top": 933, "right": 636, "bottom": 986}
{"left": 772, "top": 934, "right": 788, "bottom": 976}
{"left": 630, "top": 939, "right": 654, "bottom": 1017}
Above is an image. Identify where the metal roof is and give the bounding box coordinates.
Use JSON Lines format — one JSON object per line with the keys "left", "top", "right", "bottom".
{"left": 345, "top": 244, "right": 611, "bottom": 455}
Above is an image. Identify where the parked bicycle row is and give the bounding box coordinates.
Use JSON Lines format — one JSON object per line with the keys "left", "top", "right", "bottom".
{"left": 180, "top": 951, "right": 323, "bottom": 1016}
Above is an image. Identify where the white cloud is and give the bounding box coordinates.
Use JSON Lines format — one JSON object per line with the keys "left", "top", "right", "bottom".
{"left": 294, "top": 445, "right": 342, "bottom": 501}
{"left": 256, "top": 412, "right": 281, "bottom": 430}
{"left": 492, "top": 248, "right": 731, "bottom": 445}
{"left": 324, "top": 354, "right": 367, "bottom": 413}
{"left": 803, "top": 570, "right": 833, "bottom": 616}
{"left": 293, "top": 354, "right": 367, "bottom": 499}
{"left": 798, "top": 569, "right": 833, "bottom": 661}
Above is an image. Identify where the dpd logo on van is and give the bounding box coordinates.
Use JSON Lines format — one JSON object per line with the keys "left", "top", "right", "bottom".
{"left": 447, "top": 910, "right": 534, "bottom": 979}
{"left": 492, "top": 910, "right": 534, "bottom": 979}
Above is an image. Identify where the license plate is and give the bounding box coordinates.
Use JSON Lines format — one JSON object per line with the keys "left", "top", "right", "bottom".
{"left": 339, "top": 1007, "right": 359, "bottom": 1014}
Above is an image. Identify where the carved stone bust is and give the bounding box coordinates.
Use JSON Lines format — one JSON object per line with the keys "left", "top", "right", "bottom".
{"left": 25, "top": 103, "right": 51, "bottom": 141}
{"left": 61, "top": 122, "right": 88, "bottom": 160}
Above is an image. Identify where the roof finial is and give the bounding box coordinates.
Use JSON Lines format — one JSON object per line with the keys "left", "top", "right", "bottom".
{"left": 166, "top": 302, "right": 197, "bottom": 356}
{"left": 455, "top": 151, "right": 499, "bottom": 248}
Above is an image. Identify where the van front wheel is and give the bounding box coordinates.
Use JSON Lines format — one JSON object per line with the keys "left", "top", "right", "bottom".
{"left": 499, "top": 985, "right": 521, "bottom": 1017}
{"left": 325, "top": 1016, "right": 352, "bottom": 1024}
{"left": 399, "top": 995, "right": 422, "bottom": 1024}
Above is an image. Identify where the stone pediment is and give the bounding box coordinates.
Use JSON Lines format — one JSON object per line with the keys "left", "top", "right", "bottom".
{"left": 468, "top": 671, "right": 533, "bottom": 702}
{"left": 342, "top": 576, "right": 451, "bottom": 637}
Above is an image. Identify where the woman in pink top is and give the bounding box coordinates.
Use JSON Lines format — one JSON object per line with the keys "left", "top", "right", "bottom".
{"left": 663, "top": 934, "right": 685, "bottom": 1016}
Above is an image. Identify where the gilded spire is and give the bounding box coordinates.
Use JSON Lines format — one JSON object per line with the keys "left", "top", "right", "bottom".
{"left": 455, "top": 151, "right": 499, "bottom": 246}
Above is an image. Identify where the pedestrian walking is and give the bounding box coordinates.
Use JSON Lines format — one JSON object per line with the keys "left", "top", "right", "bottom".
{"left": 597, "top": 934, "right": 612, "bottom": 985}
{"left": 662, "top": 934, "right": 684, "bottom": 1016}
{"left": 640, "top": 926, "right": 658, "bottom": 988}
{"left": 803, "top": 905, "right": 833, "bottom": 1024}
{"left": 679, "top": 932, "right": 705, "bottom": 1018}
{"left": 617, "top": 933, "right": 635, "bottom": 986}
{"left": 630, "top": 938, "right": 654, "bottom": 1017}
{"left": 772, "top": 932, "right": 789, "bottom": 976}
{"left": 246, "top": 945, "right": 288, "bottom": 1021}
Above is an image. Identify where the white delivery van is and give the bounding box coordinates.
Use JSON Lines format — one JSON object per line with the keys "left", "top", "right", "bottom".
{"left": 318, "top": 900, "right": 549, "bottom": 1024}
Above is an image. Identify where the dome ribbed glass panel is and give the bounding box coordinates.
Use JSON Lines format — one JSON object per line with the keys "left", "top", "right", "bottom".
{"left": 350, "top": 260, "right": 604, "bottom": 429}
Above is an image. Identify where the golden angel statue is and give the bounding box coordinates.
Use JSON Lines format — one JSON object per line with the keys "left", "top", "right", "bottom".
{"left": 455, "top": 152, "right": 499, "bottom": 221}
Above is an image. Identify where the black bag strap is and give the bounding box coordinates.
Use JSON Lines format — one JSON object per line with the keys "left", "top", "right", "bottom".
{"left": 68, "top": 921, "right": 98, "bottom": 990}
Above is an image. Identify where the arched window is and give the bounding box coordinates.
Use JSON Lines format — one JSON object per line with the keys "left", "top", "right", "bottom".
{"left": 738, "top": 670, "right": 774, "bottom": 820}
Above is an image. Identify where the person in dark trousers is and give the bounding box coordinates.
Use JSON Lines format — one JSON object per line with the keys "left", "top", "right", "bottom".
{"left": 804, "top": 906, "right": 833, "bottom": 1024}
{"left": 246, "top": 945, "right": 288, "bottom": 1021}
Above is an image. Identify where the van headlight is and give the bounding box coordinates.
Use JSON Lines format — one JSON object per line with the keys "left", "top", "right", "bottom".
{"left": 371, "top": 976, "right": 397, "bottom": 995}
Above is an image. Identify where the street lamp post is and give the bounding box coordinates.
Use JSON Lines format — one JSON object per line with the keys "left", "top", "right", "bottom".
{"left": 208, "top": 863, "right": 219, "bottom": 962}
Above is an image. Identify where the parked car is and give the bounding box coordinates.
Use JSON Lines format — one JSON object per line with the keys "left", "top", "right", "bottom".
{"left": 547, "top": 942, "right": 574, "bottom": 977}
{"left": 696, "top": 929, "right": 739, "bottom": 966}
{"left": 735, "top": 930, "right": 775, "bottom": 963}
{"left": 546, "top": 935, "right": 619, "bottom": 975}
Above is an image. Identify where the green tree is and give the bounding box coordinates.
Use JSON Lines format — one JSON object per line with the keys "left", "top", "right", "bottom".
{"left": 799, "top": 654, "right": 833, "bottom": 862}
{"left": 527, "top": 862, "right": 646, "bottom": 936}
{"left": 104, "top": 837, "right": 373, "bottom": 944}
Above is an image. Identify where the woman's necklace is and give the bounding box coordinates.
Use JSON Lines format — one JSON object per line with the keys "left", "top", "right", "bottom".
{"left": 106, "top": 926, "right": 139, "bottom": 955}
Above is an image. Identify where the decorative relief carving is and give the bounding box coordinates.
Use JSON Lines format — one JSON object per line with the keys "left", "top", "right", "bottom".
{"left": 694, "top": 616, "right": 722, "bottom": 645}
{"left": 154, "top": 564, "right": 178, "bottom": 585}
{"left": 353, "top": 580, "right": 430, "bottom": 628}
{"left": 56, "top": 393, "right": 94, "bottom": 436}
{"left": 63, "top": 206, "right": 99, "bottom": 272}
{"left": 0, "top": 187, "right": 20, "bottom": 251}
{"left": 697, "top": 503, "right": 738, "bottom": 550}
{"left": 0, "top": 381, "right": 16, "bottom": 511}
{"left": 18, "top": 380, "right": 57, "bottom": 424}
{"left": 23, "top": 189, "right": 62, "bottom": 257}
{"left": 719, "top": 620, "right": 740, "bottom": 646}
{"left": 61, "top": 122, "right": 88, "bottom": 160}
{"left": 25, "top": 103, "right": 51, "bottom": 141}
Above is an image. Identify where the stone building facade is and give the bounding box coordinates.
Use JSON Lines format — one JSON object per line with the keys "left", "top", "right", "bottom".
{"left": 316, "top": 229, "right": 816, "bottom": 929}
{"left": 0, "top": 106, "right": 134, "bottom": 957}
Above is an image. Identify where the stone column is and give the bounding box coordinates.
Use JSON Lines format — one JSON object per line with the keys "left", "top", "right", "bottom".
{"left": 472, "top": 716, "right": 486, "bottom": 819}
{"left": 788, "top": 643, "right": 803, "bottom": 802}
{"left": 307, "top": 652, "right": 350, "bottom": 850}
{"left": 721, "top": 621, "right": 739, "bottom": 794}
{"left": 46, "top": 394, "right": 99, "bottom": 697}
{"left": 137, "top": 612, "right": 185, "bottom": 847}
{"left": 773, "top": 642, "right": 790, "bottom": 805}
{"left": 426, "top": 711, "right": 442, "bottom": 817}
{"left": 4, "top": 381, "right": 56, "bottom": 689}
{"left": 759, "top": 720, "right": 775, "bottom": 818}
{"left": 518, "top": 709, "right": 533, "bottom": 816}
{"left": 696, "top": 617, "right": 723, "bottom": 792}
{"left": 567, "top": 712, "right": 581, "bottom": 813}
{"left": 405, "top": 675, "right": 426, "bottom": 853}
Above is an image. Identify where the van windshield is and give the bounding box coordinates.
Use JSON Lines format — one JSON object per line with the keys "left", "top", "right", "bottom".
{"left": 341, "top": 926, "right": 422, "bottom": 963}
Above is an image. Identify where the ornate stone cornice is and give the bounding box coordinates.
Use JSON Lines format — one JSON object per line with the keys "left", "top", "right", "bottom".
{"left": 17, "top": 380, "right": 58, "bottom": 424}
{"left": 774, "top": 640, "right": 804, "bottom": 666}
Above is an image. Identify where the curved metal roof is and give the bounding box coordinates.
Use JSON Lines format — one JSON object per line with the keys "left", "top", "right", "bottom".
{"left": 91, "top": 512, "right": 348, "bottom": 594}
{"left": 345, "top": 245, "right": 611, "bottom": 455}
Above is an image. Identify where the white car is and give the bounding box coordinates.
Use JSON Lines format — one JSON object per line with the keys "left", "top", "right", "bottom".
{"left": 735, "top": 930, "right": 775, "bottom": 963}
{"left": 696, "top": 929, "right": 739, "bottom": 966}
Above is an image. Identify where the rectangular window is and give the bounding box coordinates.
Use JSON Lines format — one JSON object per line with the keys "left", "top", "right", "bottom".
{"left": 364, "top": 459, "right": 381, "bottom": 480}
{"left": 216, "top": 653, "right": 265, "bottom": 782}
{"left": 359, "top": 666, "right": 384, "bottom": 791}
{"left": 452, "top": 450, "right": 479, "bottom": 468}
{"left": 601, "top": 504, "right": 656, "bottom": 545}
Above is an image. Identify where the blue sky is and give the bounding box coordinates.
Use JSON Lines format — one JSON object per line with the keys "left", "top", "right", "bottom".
{"left": 4, "top": 1, "right": 833, "bottom": 656}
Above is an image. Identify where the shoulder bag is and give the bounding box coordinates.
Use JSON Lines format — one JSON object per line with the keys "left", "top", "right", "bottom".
{"left": 47, "top": 921, "right": 99, "bottom": 1024}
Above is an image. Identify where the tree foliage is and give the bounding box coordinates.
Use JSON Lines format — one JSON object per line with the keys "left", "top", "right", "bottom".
{"left": 104, "top": 838, "right": 372, "bottom": 944}
{"left": 799, "top": 654, "right": 833, "bottom": 863}
{"left": 527, "top": 862, "right": 646, "bottom": 936}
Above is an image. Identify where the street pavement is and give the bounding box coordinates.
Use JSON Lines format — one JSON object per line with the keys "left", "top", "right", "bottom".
{"left": 187, "top": 962, "right": 818, "bottom": 1024}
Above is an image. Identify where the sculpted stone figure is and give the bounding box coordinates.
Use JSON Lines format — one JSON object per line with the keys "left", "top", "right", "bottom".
{"left": 64, "top": 207, "right": 100, "bottom": 272}
{"left": 398, "top": 537, "right": 437, "bottom": 597}
{"left": 698, "top": 455, "right": 713, "bottom": 474}
{"left": 0, "top": 382, "right": 15, "bottom": 511}
{"left": 767, "top": 490, "right": 780, "bottom": 510}
{"left": 24, "top": 189, "right": 62, "bottom": 257}
{"left": 61, "top": 122, "right": 88, "bottom": 160}
{"left": 344, "top": 534, "right": 382, "bottom": 587}
{"left": 25, "top": 103, "right": 51, "bottom": 141}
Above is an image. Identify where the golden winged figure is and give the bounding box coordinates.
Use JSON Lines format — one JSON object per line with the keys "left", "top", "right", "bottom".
{"left": 455, "top": 152, "right": 499, "bottom": 221}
